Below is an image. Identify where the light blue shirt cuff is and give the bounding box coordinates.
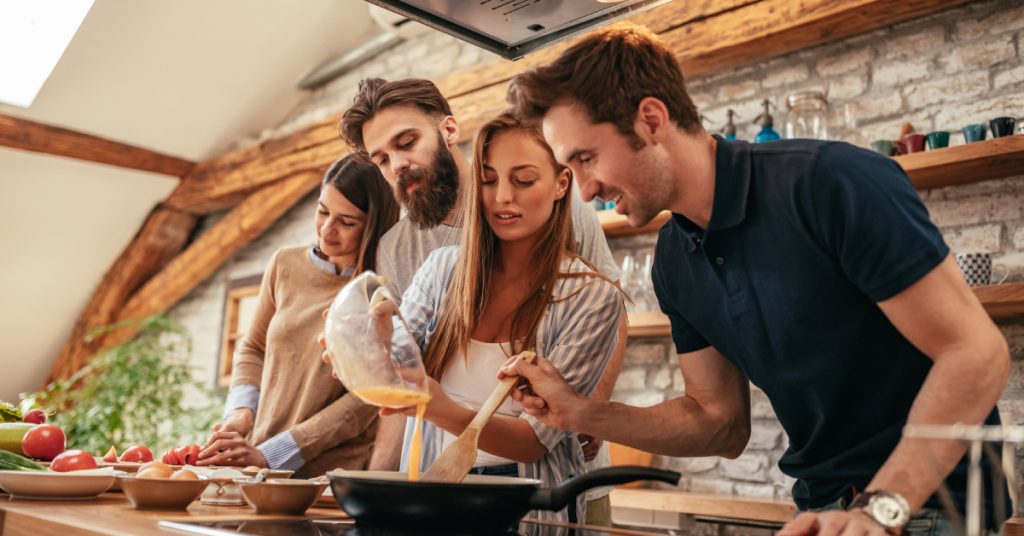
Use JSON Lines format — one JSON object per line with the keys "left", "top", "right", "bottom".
{"left": 224, "top": 384, "right": 259, "bottom": 418}
{"left": 257, "top": 431, "right": 306, "bottom": 471}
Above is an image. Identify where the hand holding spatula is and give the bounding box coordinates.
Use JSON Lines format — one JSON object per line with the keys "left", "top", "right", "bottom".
{"left": 419, "top": 351, "right": 538, "bottom": 483}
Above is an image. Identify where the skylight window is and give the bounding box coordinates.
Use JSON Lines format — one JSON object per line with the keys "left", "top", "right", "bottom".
{"left": 0, "top": 0, "right": 94, "bottom": 108}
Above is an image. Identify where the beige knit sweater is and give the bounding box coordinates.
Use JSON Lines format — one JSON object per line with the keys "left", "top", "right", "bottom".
{"left": 232, "top": 246, "right": 377, "bottom": 476}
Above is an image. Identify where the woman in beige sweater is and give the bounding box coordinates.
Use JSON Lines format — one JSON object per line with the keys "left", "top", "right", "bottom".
{"left": 197, "top": 155, "right": 400, "bottom": 476}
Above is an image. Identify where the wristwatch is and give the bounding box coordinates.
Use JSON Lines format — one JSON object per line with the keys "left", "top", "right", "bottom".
{"left": 849, "top": 490, "right": 911, "bottom": 533}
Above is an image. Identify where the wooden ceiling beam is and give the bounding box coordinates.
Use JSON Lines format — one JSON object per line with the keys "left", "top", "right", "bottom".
{"left": 0, "top": 113, "right": 195, "bottom": 177}
{"left": 155, "top": 0, "right": 966, "bottom": 216}
{"left": 46, "top": 207, "right": 197, "bottom": 383}
{"left": 101, "top": 171, "right": 323, "bottom": 348}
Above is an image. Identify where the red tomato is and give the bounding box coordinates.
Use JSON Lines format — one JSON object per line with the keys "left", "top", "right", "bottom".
{"left": 161, "top": 448, "right": 181, "bottom": 465}
{"left": 50, "top": 449, "right": 97, "bottom": 472}
{"left": 119, "top": 445, "right": 153, "bottom": 463}
{"left": 161, "top": 444, "right": 200, "bottom": 465}
{"left": 21, "top": 424, "right": 65, "bottom": 461}
{"left": 23, "top": 409, "right": 46, "bottom": 425}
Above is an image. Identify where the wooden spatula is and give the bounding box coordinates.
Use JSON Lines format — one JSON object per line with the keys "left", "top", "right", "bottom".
{"left": 420, "top": 351, "right": 538, "bottom": 483}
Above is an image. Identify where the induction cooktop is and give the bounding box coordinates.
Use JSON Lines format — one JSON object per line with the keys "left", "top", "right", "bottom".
{"left": 158, "top": 518, "right": 668, "bottom": 536}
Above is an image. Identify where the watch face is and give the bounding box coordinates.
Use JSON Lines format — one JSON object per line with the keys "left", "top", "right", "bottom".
{"left": 869, "top": 496, "right": 910, "bottom": 528}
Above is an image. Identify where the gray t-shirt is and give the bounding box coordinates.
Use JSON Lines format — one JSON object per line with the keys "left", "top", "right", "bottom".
{"left": 376, "top": 188, "right": 620, "bottom": 302}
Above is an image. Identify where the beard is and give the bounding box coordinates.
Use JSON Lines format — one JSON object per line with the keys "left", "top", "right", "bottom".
{"left": 396, "top": 132, "right": 460, "bottom": 229}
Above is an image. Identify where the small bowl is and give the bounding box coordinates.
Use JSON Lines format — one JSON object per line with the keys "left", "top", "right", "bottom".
{"left": 117, "top": 475, "right": 207, "bottom": 510}
{"left": 239, "top": 479, "right": 329, "bottom": 515}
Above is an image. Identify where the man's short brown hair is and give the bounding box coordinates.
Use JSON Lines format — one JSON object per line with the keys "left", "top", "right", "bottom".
{"left": 507, "top": 23, "right": 701, "bottom": 147}
{"left": 340, "top": 78, "right": 453, "bottom": 155}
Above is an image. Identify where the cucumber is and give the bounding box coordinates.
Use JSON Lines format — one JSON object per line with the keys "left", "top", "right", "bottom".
{"left": 0, "top": 422, "right": 34, "bottom": 456}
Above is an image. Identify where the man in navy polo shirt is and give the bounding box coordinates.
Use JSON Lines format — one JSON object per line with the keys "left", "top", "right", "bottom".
{"left": 501, "top": 23, "right": 1011, "bottom": 536}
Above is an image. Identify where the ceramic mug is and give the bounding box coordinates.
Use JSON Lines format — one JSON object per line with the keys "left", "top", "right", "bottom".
{"left": 901, "top": 133, "right": 926, "bottom": 153}
{"left": 962, "top": 124, "right": 987, "bottom": 143}
{"left": 870, "top": 140, "right": 895, "bottom": 156}
{"left": 925, "top": 131, "right": 950, "bottom": 150}
{"left": 955, "top": 253, "right": 1009, "bottom": 287}
{"left": 989, "top": 116, "right": 1016, "bottom": 138}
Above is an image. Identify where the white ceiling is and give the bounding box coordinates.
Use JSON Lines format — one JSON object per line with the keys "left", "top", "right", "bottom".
{"left": 0, "top": 0, "right": 380, "bottom": 402}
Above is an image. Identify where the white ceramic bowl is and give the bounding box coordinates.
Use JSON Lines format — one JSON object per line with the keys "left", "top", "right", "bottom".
{"left": 0, "top": 468, "right": 116, "bottom": 499}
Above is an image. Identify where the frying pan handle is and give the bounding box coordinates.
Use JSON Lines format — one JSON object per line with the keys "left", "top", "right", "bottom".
{"left": 528, "top": 466, "right": 681, "bottom": 511}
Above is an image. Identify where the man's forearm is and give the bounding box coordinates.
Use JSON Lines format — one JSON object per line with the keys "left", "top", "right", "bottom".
{"left": 574, "top": 394, "right": 750, "bottom": 458}
{"left": 592, "top": 315, "right": 628, "bottom": 402}
{"left": 367, "top": 414, "right": 406, "bottom": 470}
{"left": 868, "top": 339, "right": 1009, "bottom": 511}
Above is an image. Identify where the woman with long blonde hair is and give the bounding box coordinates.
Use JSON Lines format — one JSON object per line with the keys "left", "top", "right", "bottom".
{"left": 380, "top": 111, "right": 623, "bottom": 524}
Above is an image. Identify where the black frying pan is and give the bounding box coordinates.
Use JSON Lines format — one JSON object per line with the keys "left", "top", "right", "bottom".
{"left": 327, "top": 466, "right": 680, "bottom": 531}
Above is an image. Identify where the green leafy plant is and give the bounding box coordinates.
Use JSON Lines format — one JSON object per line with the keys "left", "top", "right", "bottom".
{"left": 20, "top": 315, "right": 225, "bottom": 454}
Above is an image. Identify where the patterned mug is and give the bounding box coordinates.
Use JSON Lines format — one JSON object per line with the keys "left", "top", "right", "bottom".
{"left": 955, "top": 253, "right": 1009, "bottom": 287}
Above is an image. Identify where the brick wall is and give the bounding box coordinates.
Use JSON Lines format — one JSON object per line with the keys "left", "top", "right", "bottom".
{"left": 170, "top": 0, "right": 1024, "bottom": 510}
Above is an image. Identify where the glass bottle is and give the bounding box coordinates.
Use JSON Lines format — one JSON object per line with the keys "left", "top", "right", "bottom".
{"left": 722, "top": 109, "right": 739, "bottom": 141}
{"left": 753, "top": 99, "right": 780, "bottom": 143}
{"left": 784, "top": 91, "right": 829, "bottom": 140}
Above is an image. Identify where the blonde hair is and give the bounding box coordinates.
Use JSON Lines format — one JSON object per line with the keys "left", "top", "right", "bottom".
{"left": 422, "top": 111, "right": 610, "bottom": 379}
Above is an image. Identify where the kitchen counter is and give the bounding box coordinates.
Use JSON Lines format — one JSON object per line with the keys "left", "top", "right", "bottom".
{"left": 0, "top": 492, "right": 673, "bottom": 536}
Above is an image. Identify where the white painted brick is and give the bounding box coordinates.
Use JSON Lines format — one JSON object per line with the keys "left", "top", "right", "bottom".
{"left": 851, "top": 93, "right": 903, "bottom": 122}
{"left": 762, "top": 65, "right": 810, "bottom": 89}
{"left": 995, "top": 65, "right": 1024, "bottom": 89}
{"left": 902, "top": 71, "right": 989, "bottom": 109}
{"left": 873, "top": 58, "right": 932, "bottom": 87}
{"left": 618, "top": 391, "right": 666, "bottom": 408}
{"left": 942, "top": 223, "right": 1003, "bottom": 254}
{"left": 719, "top": 80, "right": 760, "bottom": 101}
{"left": 751, "top": 388, "right": 777, "bottom": 419}
{"left": 667, "top": 456, "right": 720, "bottom": 474}
{"left": 687, "top": 477, "right": 735, "bottom": 495}
{"left": 626, "top": 342, "right": 667, "bottom": 365}
{"left": 827, "top": 72, "right": 868, "bottom": 100}
{"left": 747, "top": 424, "right": 783, "bottom": 450}
{"left": 882, "top": 26, "right": 946, "bottom": 59}
{"left": 615, "top": 367, "right": 649, "bottom": 391}
{"left": 942, "top": 36, "right": 1016, "bottom": 73}
{"left": 928, "top": 194, "right": 1024, "bottom": 227}
{"left": 720, "top": 453, "right": 770, "bottom": 482}
{"left": 816, "top": 47, "right": 875, "bottom": 76}
{"left": 954, "top": 3, "right": 1024, "bottom": 42}
{"left": 673, "top": 370, "right": 685, "bottom": 393}
{"left": 933, "top": 93, "right": 1024, "bottom": 131}
{"left": 651, "top": 366, "right": 675, "bottom": 390}
{"left": 735, "top": 482, "right": 777, "bottom": 499}
{"left": 1014, "top": 227, "right": 1024, "bottom": 250}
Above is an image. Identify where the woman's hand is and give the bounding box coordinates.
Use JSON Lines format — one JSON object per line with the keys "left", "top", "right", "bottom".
{"left": 197, "top": 430, "right": 268, "bottom": 468}
{"left": 211, "top": 408, "right": 255, "bottom": 437}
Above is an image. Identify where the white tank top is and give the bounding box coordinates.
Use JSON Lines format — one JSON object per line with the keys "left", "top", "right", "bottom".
{"left": 439, "top": 339, "right": 523, "bottom": 467}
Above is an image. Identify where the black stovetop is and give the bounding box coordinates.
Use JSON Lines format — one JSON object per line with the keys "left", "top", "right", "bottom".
{"left": 158, "top": 518, "right": 669, "bottom": 536}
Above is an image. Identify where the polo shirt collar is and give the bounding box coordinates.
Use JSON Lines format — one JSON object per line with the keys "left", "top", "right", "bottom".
{"left": 672, "top": 135, "right": 753, "bottom": 252}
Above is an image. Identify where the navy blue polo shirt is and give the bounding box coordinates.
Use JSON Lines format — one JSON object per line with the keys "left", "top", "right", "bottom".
{"left": 651, "top": 137, "right": 1003, "bottom": 518}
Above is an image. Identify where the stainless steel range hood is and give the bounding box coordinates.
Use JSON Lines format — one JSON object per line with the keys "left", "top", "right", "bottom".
{"left": 364, "top": 0, "right": 673, "bottom": 61}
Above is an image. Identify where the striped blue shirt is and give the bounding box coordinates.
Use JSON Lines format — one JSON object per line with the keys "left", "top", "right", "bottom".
{"left": 395, "top": 246, "right": 623, "bottom": 524}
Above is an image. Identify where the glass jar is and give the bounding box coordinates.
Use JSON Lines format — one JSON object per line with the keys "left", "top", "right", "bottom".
{"left": 784, "top": 91, "right": 829, "bottom": 140}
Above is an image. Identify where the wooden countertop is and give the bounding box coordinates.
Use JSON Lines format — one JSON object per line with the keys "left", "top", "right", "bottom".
{"left": 0, "top": 492, "right": 348, "bottom": 536}
{"left": 0, "top": 491, "right": 679, "bottom": 536}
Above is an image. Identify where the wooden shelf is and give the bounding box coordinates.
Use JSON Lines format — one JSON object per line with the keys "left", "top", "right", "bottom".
{"left": 625, "top": 282, "right": 1024, "bottom": 338}
{"left": 627, "top": 311, "right": 672, "bottom": 338}
{"left": 976, "top": 282, "right": 1024, "bottom": 321}
{"left": 600, "top": 137, "right": 1024, "bottom": 237}
{"left": 898, "top": 135, "right": 1024, "bottom": 190}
